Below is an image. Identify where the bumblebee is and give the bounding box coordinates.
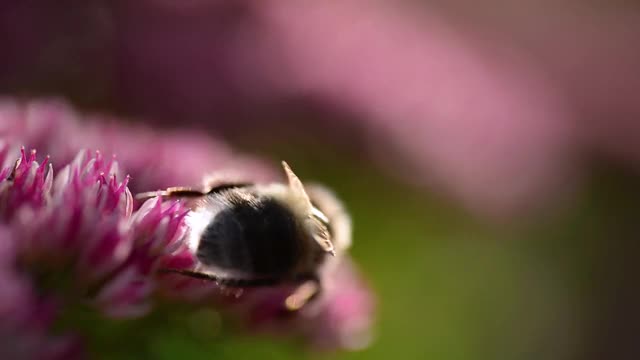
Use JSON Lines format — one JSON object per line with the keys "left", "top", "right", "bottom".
{"left": 137, "top": 162, "right": 351, "bottom": 310}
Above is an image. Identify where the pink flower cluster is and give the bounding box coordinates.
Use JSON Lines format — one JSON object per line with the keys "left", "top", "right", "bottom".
{"left": 0, "top": 99, "right": 375, "bottom": 358}
{"left": 0, "top": 146, "right": 188, "bottom": 358}
{"left": 0, "top": 98, "right": 276, "bottom": 192}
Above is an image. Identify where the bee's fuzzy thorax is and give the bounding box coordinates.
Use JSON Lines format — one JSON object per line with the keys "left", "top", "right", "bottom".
{"left": 183, "top": 185, "right": 324, "bottom": 279}
{"left": 164, "top": 161, "right": 351, "bottom": 313}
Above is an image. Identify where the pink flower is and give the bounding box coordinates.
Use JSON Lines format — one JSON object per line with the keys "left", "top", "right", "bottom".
{"left": 0, "top": 225, "right": 83, "bottom": 360}
{"left": 227, "top": 258, "right": 375, "bottom": 350}
{"left": 131, "top": 197, "right": 188, "bottom": 257}
{"left": 0, "top": 98, "right": 277, "bottom": 192}
{"left": 0, "top": 148, "right": 53, "bottom": 219}
{"left": 0, "top": 99, "right": 376, "bottom": 356}
{"left": 8, "top": 149, "right": 144, "bottom": 316}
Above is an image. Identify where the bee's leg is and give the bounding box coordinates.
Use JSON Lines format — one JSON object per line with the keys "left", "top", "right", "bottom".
{"left": 158, "top": 268, "right": 220, "bottom": 280}
{"left": 216, "top": 277, "right": 281, "bottom": 287}
{"left": 135, "top": 187, "right": 208, "bottom": 201}
{"left": 285, "top": 278, "right": 321, "bottom": 311}
{"left": 159, "top": 268, "right": 279, "bottom": 287}
{"left": 136, "top": 183, "right": 252, "bottom": 201}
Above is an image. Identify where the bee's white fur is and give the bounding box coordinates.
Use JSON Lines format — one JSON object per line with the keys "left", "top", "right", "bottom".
{"left": 184, "top": 205, "right": 217, "bottom": 254}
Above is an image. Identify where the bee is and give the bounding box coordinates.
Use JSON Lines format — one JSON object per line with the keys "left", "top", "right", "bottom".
{"left": 136, "top": 162, "right": 351, "bottom": 310}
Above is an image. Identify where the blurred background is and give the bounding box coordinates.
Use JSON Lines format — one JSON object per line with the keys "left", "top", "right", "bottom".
{"left": 2, "top": 1, "right": 640, "bottom": 359}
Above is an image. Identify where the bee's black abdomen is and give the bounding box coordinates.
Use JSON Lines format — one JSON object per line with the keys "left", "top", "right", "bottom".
{"left": 197, "top": 197, "right": 303, "bottom": 276}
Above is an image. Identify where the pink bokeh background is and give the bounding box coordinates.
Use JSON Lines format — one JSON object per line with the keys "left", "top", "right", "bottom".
{"left": 3, "top": 0, "right": 639, "bottom": 218}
